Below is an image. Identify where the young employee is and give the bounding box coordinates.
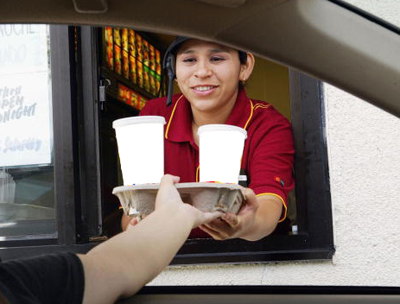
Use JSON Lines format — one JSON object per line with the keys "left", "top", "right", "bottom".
{"left": 0, "top": 175, "right": 222, "bottom": 304}
{"left": 122, "top": 37, "right": 295, "bottom": 241}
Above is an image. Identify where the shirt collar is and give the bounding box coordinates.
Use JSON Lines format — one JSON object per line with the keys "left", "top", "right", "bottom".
{"left": 165, "top": 94, "right": 193, "bottom": 143}
{"left": 225, "top": 88, "right": 253, "bottom": 129}
{"left": 165, "top": 88, "right": 253, "bottom": 143}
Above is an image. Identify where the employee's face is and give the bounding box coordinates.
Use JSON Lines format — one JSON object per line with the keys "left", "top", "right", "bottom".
{"left": 175, "top": 39, "right": 250, "bottom": 114}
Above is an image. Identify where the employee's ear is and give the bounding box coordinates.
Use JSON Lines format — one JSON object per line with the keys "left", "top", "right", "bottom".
{"left": 240, "top": 53, "right": 255, "bottom": 81}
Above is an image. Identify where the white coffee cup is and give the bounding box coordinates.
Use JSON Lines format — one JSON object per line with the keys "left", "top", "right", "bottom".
{"left": 198, "top": 124, "right": 247, "bottom": 184}
{"left": 113, "top": 116, "right": 166, "bottom": 185}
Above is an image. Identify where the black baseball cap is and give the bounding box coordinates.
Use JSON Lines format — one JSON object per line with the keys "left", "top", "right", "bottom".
{"left": 162, "top": 36, "right": 190, "bottom": 70}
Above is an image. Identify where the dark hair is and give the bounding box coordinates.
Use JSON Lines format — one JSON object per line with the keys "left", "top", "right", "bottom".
{"left": 238, "top": 50, "right": 247, "bottom": 64}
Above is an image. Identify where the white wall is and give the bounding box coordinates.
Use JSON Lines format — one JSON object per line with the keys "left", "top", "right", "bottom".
{"left": 149, "top": 0, "right": 400, "bottom": 286}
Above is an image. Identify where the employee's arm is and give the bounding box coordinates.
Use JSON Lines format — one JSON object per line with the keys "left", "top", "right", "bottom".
{"left": 78, "top": 175, "right": 222, "bottom": 304}
{"left": 121, "top": 213, "right": 131, "bottom": 231}
{"left": 199, "top": 188, "right": 282, "bottom": 241}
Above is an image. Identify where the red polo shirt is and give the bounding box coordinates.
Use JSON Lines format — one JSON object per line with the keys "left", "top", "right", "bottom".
{"left": 140, "top": 88, "right": 295, "bottom": 237}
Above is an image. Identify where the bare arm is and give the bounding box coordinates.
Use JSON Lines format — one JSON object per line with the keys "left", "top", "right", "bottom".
{"left": 200, "top": 189, "right": 282, "bottom": 241}
{"left": 121, "top": 213, "right": 131, "bottom": 231}
{"left": 79, "top": 175, "right": 222, "bottom": 304}
{"left": 241, "top": 193, "right": 282, "bottom": 241}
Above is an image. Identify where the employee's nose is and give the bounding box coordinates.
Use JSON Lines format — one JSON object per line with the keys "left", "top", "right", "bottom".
{"left": 194, "top": 60, "right": 212, "bottom": 78}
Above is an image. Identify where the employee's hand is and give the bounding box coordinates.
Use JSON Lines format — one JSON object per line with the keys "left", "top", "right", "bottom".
{"left": 127, "top": 217, "right": 140, "bottom": 230}
{"left": 199, "top": 188, "right": 282, "bottom": 241}
{"left": 199, "top": 187, "right": 258, "bottom": 240}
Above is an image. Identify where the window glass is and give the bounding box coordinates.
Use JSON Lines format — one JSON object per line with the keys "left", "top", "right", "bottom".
{"left": 0, "top": 24, "right": 55, "bottom": 239}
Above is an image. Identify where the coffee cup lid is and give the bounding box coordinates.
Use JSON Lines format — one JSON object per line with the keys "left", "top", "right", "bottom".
{"left": 113, "top": 116, "right": 166, "bottom": 129}
{"left": 197, "top": 124, "right": 247, "bottom": 139}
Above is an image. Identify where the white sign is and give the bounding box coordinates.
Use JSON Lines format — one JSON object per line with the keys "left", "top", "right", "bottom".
{"left": 0, "top": 24, "right": 52, "bottom": 167}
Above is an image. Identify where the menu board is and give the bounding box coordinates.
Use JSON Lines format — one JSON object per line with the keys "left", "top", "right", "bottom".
{"left": 104, "top": 27, "right": 162, "bottom": 103}
{"left": 117, "top": 83, "right": 147, "bottom": 110}
{"left": 0, "top": 24, "right": 52, "bottom": 167}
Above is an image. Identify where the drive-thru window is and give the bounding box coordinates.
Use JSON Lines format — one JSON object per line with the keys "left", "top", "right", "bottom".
{"left": 0, "top": 24, "right": 333, "bottom": 264}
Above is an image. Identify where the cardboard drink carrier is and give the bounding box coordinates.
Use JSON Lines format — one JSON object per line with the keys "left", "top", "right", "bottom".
{"left": 112, "top": 119, "right": 247, "bottom": 218}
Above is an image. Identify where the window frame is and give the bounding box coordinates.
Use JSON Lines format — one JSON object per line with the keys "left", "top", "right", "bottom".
{"left": 0, "top": 26, "right": 334, "bottom": 265}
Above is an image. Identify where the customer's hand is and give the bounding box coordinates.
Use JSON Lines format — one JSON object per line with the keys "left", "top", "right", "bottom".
{"left": 155, "top": 174, "right": 223, "bottom": 229}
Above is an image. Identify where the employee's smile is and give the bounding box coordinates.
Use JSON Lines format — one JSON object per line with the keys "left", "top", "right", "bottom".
{"left": 191, "top": 85, "right": 218, "bottom": 95}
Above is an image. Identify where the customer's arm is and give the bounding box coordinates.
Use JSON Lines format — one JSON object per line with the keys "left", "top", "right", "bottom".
{"left": 79, "top": 175, "right": 222, "bottom": 304}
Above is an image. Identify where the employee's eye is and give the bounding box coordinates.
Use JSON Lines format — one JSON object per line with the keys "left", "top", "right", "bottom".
{"left": 210, "top": 56, "right": 225, "bottom": 62}
{"left": 182, "top": 57, "right": 196, "bottom": 63}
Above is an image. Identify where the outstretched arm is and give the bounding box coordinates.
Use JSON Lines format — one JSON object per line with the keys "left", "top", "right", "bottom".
{"left": 79, "top": 175, "right": 222, "bottom": 304}
{"left": 199, "top": 188, "right": 282, "bottom": 241}
{"left": 121, "top": 213, "right": 131, "bottom": 231}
